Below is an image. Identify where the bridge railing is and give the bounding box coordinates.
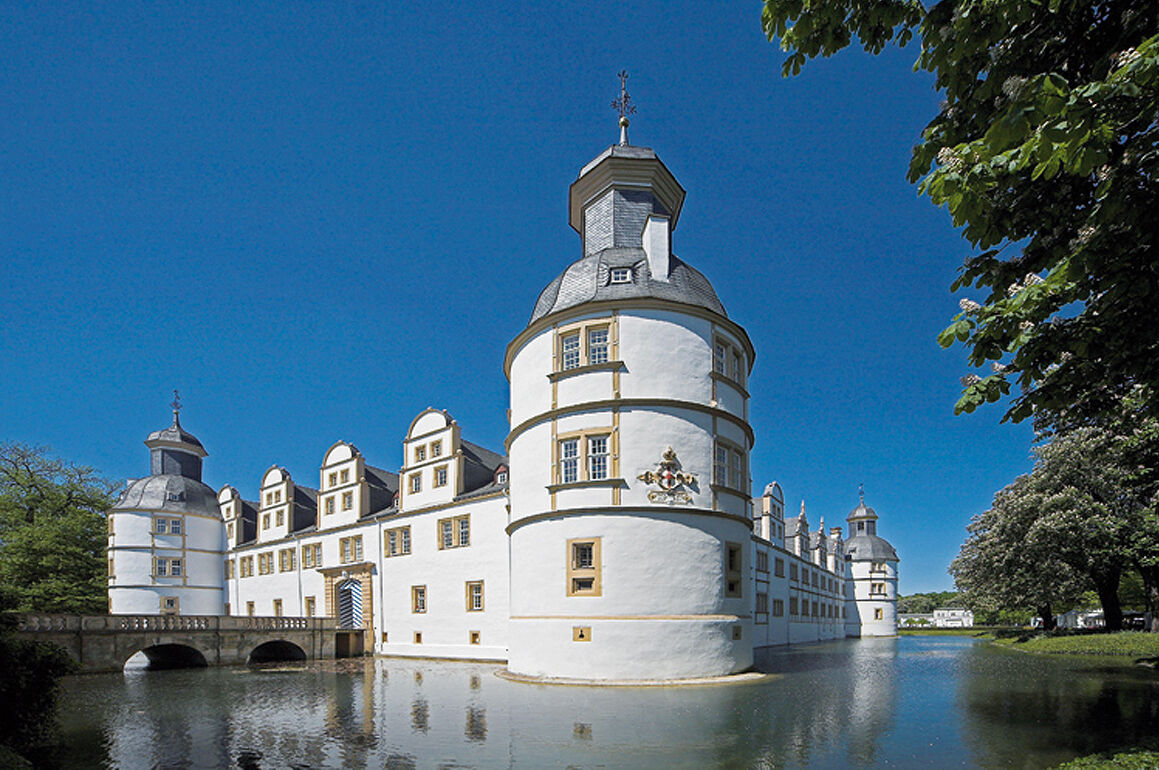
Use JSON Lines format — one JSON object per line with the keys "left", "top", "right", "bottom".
{"left": 15, "top": 614, "right": 338, "bottom": 633}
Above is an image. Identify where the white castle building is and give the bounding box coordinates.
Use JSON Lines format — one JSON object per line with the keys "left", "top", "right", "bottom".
{"left": 107, "top": 124, "right": 899, "bottom": 681}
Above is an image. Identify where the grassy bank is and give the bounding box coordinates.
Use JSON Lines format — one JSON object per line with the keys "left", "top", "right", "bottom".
{"left": 993, "top": 631, "right": 1159, "bottom": 658}
{"left": 899, "top": 627, "right": 999, "bottom": 637}
{"left": 1057, "top": 748, "right": 1159, "bottom": 768}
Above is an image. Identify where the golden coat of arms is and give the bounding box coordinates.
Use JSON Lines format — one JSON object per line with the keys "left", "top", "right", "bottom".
{"left": 637, "top": 447, "right": 697, "bottom": 505}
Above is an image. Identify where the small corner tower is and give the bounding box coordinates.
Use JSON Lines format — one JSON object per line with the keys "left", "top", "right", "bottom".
{"left": 843, "top": 488, "right": 899, "bottom": 637}
{"left": 107, "top": 393, "right": 226, "bottom": 616}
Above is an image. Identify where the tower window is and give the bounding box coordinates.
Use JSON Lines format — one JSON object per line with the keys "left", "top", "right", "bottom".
{"left": 561, "top": 332, "right": 581, "bottom": 370}
{"left": 610, "top": 267, "right": 631, "bottom": 283}
{"left": 567, "top": 538, "right": 601, "bottom": 596}
{"left": 588, "top": 328, "right": 609, "bottom": 364}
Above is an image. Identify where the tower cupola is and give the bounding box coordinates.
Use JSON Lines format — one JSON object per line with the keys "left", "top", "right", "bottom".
{"left": 144, "top": 391, "right": 207, "bottom": 480}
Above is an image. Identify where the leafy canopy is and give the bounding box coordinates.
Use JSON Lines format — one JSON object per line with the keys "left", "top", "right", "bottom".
{"left": 763, "top": 0, "right": 1159, "bottom": 425}
{"left": 0, "top": 443, "right": 120, "bottom": 614}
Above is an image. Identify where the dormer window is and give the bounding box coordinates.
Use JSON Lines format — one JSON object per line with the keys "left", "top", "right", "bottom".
{"left": 610, "top": 267, "right": 631, "bottom": 284}
{"left": 415, "top": 446, "right": 427, "bottom": 463}
{"left": 495, "top": 470, "right": 508, "bottom": 485}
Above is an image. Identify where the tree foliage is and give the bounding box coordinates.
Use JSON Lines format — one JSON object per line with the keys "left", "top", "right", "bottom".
{"left": 950, "top": 419, "right": 1159, "bottom": 629}
{"left": 762, "top": 0, "right": 1159, "bottom": 426}
{"left": 0, "top": 443, "right": 119, "bottom": 614}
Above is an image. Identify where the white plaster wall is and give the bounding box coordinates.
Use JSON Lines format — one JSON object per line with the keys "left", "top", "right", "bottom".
{"left": 508, "top": 330, "right": 554, "bottom": 428}
{"left": 848, "top": 558, "right": 899, "bottom": 637}
{"left": 507, "top": 421, "right": 553, "bottom": 520}
{"left": 108, "top": 508, "right": 225, "bottom": 615}
{"left": 507, "top": 512, "right": 753, "bottom": 679}
{"left": 376, "top": 496, "right": 509, "bottom": 661}
{"left": 617, "top": 311, "right": 713, "bottom": 403}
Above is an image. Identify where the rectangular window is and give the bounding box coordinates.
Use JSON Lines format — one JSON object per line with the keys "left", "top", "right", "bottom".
{"left": 587, "top": 436, "right": 609, "bottom": 480}
{"left": 339, "top": 535, "right": 363, "bottom": 564}
{"left": 874, "top": 608, "right": 884, "bottom": 621}
{"left": 225, "top": 560, "right": 234, "bottom": 579}
{"left": 301, "top": 543, "right": 321, "bottom": 568}
{"left": 329, "top": 472, "right": 338, "bottom": 488}
{"left": 385, "top": 526, "right": 412, "bottom": 556}
{"left": 275, "top": 490, "right": 282, "bottom": 503}
{"left": 262, "top": 513, "right": 270, "bottom": 530}
{"left": 305, "top": 596, "right": 316, "bottom": 617}
{"left": 436, "top": 515, "right": 470, "bottom": 549}
{"left": 412, "top": 585, "right": 427, "bottom": 613}
{"left": 342, "top": 491, "right": 353, "bottom": 510}
{"left": 265, "top": 492, "right": 273, "bottom": 506}
{"left": 273, "top": 599, "right": 283, "bottom": 617}
{"left": 789, "top": 563, "right": 798, "bottom": 582}
{"left": 246, "top": 601, "right": 255, "bottom": 617}
{"left": 871, "top": 561, "right": 886, "bottom": 572}
{"left": 108, "top": 557, "right": 115, "bottom": 577}
{"left": 789, "top": 597, "right": 798, "bottom": 616}
{"left": 756, "top": 592, "right": 769, "bottom": 614}
{"left": 434, "top": 465, "right": 448, "bottom": 487}
{"left": 871, "top": 582, "right": 886, "bottom": 595}
{"left": 240, "top": 556, "right": 254, "bottom": 578}
{"left": 258, "top": 552, "right": 273, "bottom": 575}
{"left": 588, "top": 328, "right": 609, "bottom": 365}
{"left": 340, "top": 469, "right": 349, "bottom": 483}
{"left": 276, "top": 510, "right": 284, "bottom": 526}
{"left": 774, "top": 558, "right": 785, "bottom": 578}
{"left": 160, "top": 596, "right": 179, "bottom": 615}
{"left": 713, "top": 444, "right": 728, "bottom": 485}
{"left": 154, "top": 516, "right": 182, "bottom": 534}
{"left": 713, "top": 338, "right": 745, "bottom": 385}
{"left": 729, "top": 449, "right": 742, "bottom": 490}
{"left": 561, "top": 332, "right": 581, "bottom": 370}
{"left": 812, "top": 572, "right": 819, "bottom": 588}
{"left": 108, "top": 517, "right": 114, "bottom": 535}
{"left": 410, "top": 473, "right": 421, "bottom": 494}
{"left": 559, "top": 438, "right": 579, "bottom": 483}
{"left": 154, "top": 557, "right": 183, "bottom": 577}
{"left": 466, "top": 581, "right": 484, "bottom": 611}
{"left": 773, "top": 599, "right": 785, "bottom": 617}
{"left": 325, "top": 497, "right": 335, "bottom": 515}
{"left": 430, "top": 441, "right": 442, "bottom": 458}
{"left": 567, "top": 538, "right": 601, "bottom": 596}
{"left": 279, "top": 548, "right": 295, "bottom": 572}
{"left": 713, "top": 340, "right": 727, "bottom": 374}
{"left": 415, "top": 445, "right": 426, "bottom": 463}
{"left": 756, "top": 551, "right": 769, "bottom": 573}
{"left": 227, "top": 522, "right": 234, "bottom": 540}
{"left": 725, "top": 543, "right": 743, "bottom": 598}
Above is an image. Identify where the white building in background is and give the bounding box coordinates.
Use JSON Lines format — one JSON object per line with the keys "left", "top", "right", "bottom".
{"left": 933, "top": 608, "right": 974, "bottom": 628}
{"left": 107, "top": 122, "right": 900, "bottom": 681}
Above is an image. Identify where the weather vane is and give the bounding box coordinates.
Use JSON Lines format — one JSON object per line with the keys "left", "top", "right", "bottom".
{"left": 858, "top": 483, "right": 865, "bottom": 502}
{"left": 171, "top": 389, "right": 182, "bottom": 416}
{"left": 611, "top": 70, "right": 636, "bottom": 145}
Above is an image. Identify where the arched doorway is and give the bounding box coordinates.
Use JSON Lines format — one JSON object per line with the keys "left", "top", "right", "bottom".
{"left": 336, "top": 578, "right": 363, "bottom": 629}
{"left": 247, "top": 640, "right": 307, "bottom": 664}
{"left": 124, "top": 643, "right": 208, "bottom": 671}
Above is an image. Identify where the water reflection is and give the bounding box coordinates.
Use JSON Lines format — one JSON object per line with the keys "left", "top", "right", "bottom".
{"left": 50, "top": 637, "right": 1159, "bottom": 768}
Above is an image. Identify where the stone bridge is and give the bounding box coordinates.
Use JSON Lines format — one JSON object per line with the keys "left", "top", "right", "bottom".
{"left": 14, "top": 614, "right": 342, "bottom": 673}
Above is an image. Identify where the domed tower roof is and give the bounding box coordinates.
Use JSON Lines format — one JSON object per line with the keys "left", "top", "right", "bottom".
{"left": 845, "top": 487, "right": 898, "bottom": 561}
{"left": 527, "top": 134, "right": 728, "bottom": 326}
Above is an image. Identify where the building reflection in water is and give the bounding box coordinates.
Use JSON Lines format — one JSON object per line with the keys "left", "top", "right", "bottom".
{"left": 59, "top": 638, "right": 1158, "bottom": 768}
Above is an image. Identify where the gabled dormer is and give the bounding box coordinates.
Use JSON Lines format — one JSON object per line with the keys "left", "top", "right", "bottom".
{"left": 258, "top": 466, "right": 297, "bottom": 541}
{"left": 218, "top": 485, "right": 257, "bottom": 548}
{"left": 317, "top": 441, "right": 397, "bottom": 530}
{"left": 400, "top": 408, "right": 462, "bottom": 511}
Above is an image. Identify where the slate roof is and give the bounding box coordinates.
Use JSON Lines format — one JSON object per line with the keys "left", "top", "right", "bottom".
{"left": 112, "top": 474, "right": 219, "bottom": 514}
{"left": 844, "top": 533, "right": 899, "bottom": 561}
{"left": 529, "top": 248, "right": 726, "bottom": 324}
{"left": 145, "top": 415, "right": 205, "bottom": 452}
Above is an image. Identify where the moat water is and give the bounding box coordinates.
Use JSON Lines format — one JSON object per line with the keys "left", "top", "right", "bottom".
{"left": 48, "top": 636, "right": 1159, "bottom": 768}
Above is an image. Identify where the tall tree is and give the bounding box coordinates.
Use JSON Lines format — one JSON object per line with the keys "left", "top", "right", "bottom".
{"left": 762, "top": 0, "right": 1159, "bottom": 426}
{"left": 951, "top": 473, "right": 1087, "bottom": 629}
{"left": 0, "top": 443, "right": 119, "bottom": 614}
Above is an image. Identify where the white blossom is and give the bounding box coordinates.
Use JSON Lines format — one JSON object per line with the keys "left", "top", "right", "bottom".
{"left": 991, "top": 362, "right": 1007, "bottom": 373}
{"left": 959, "top": 298, "right": 983, "bottom": 313}
{"left": 1111, "top": 48, "right": 1140, "bottom": 68}
{"left": 960, "top": 374, "right": 982, "bottom": 386}
{"left": 1019, "top": 321, "right": 1034, "bottom": 332}
{"left": 1023, "top": 273, "right": 1044, "bottom": 286}
{"left": 1007, "top": 280, "right": 1023, "bottom": 297}
{"left": 936, "top": 146, "right": 965, "bottom": 173}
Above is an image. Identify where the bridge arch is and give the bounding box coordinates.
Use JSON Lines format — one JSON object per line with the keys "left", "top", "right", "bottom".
{"left": 124, "top": 643, "right": 209, "bottom": 671}
{"left": 247, "top": 640, "right": 307, "bottom": 665}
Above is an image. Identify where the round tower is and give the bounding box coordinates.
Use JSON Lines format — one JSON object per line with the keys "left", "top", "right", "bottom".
{"left": 107, "top": 397, "right": 226, "bottom": 616}
{"left": 843, "top": 491, "right": 899, "bottom": 637}
{"left": 505, "top": 125, "right": 756, "bottom": 680}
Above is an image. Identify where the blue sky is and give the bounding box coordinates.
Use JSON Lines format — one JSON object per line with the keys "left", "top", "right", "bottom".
{"left": 1, "top": 1, "right": 1035, "bottom": 593}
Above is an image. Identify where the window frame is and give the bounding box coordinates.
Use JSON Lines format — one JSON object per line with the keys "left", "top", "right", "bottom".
{"left": 725, "top": 542, "right": 743, "bottom": 598}
{"left": 554, "top": 428, "right": 615, "bottom": 487}
{"left": 411, "top": 585, "right": 427, "bottom": 613}
{"left": 339, "top": 535, "right": 364, "bottom": 564}
{"left": 553, "top": 318, "right": 618, "bottom": 374}
{"left": 566, "top": 537, "right": 602, "bottom": 597}
{"left": 466, "top": 580, "right": 484, "bottom": 612}
{"left": 436, "top": 515, "right": 470, "bottom": 550}
{"left": 385, "top": 526, "right": 412, "bottom": 557}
